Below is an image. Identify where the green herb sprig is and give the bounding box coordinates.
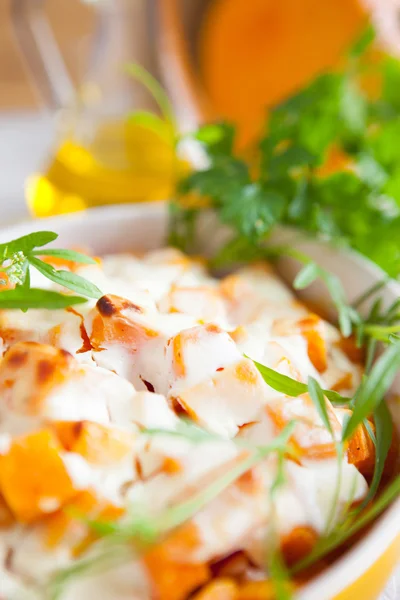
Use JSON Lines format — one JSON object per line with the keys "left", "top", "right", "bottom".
{"left": 172, "top": 29, "right": 400, "bottom": 279}
{"left": 0, "top": 231, "right": 102, "bottom": 309}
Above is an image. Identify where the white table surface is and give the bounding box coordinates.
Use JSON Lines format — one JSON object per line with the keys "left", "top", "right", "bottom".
{"left": 0, "top": 111, "right": 398, "bottom": 599}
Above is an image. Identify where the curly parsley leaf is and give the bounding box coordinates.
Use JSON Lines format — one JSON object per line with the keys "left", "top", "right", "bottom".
{"left": 173, "top": 30, "right": 400, "bottom": 278}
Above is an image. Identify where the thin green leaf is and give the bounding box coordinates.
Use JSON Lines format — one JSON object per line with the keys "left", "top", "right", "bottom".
{"left": 364, "top": 338, "right": 377, "bottom": 374}
{"left": 269, "top": 544, "right": 294, "bottom": 600}
{"left": 0, "top": 231, "right": 58, "bottom": 259}
{"left": 194, "top": 122, "right": 236, "bottom": 157}
{"left": 125, "top": 64, "right": 176, "bottom": 129}
{"left": 28, "top": 257, "right": 102, "bottom": 299}
{"left": 361, "top": 401, "right": 393, "bottom": 508}
{"left": 308, "top": 376, "right": 334, "bottom": 437}
{"left": 351, "top": 279, "right": 388, "bottom": 309}
{"left": 364, "top": 323, "right": 400, "bottom": 342}
{"left": 251, "top": 357, "right": 350, "bottom": 405}
{"left": 343, "top": 344, "right": 400, "bottom": 441}
{"left": 30, "top": 249, "right": 96, "bottom": 265}
{"left": 349, "top": 25, "right": 375, "bottom": 58}
{"left": 0, "top": 288, "right": 87, "bottom": 309}
{"left": 293, "top": 262, "right": 320, "bottom": 289}
{"left": 363, "top": 418, "right": 376, "bottom": 447}
{"left": 325, "top": 442, "right": 344, "bottom": 534}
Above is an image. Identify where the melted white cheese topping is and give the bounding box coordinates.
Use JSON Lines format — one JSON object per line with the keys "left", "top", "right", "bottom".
{"left": 0, "top": 248, "right": 369, "bottom": 599}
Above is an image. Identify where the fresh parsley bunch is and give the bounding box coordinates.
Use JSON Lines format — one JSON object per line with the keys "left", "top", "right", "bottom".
{"left": 0, "top": 231, "right": 101, "bottom": 309}
{"left": 173, "top": 28, "right": 400, "bottom": 277}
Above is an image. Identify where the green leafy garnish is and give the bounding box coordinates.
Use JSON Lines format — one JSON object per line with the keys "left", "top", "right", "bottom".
{"left": 172, "top": 29, "right": 400, "bottom": 278}
{"left": 30, "top": 248, "right": 97, "bottom": 264}
{"left": 361, "top": 400, "right": 393, "bottom": 508}
{"left": 0, "top": 231, "right": 58, "bottom": 258}
{"left": 342, "top": 343, "right": 400, "bottom": 441}
{"left": 0, "top": 230, "right": 102, "bottom": 309}
{"left": 0, "top": 288, "right": 88, "bottom": 309}
{"left": 250, "top": 356, "right": 350, "bottom": 405}
{"left": 307, "top": 376, "right": 335, "bottom": 437}
{"left": 27, "top": 257, "right": 102, "bottom": 299}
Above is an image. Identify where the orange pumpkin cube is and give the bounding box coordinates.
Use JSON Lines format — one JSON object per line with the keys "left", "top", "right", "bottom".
{"left": 144, "top": 523, "right": 209, "bottom": 600}
{"left": 0, "top": 429, "right": 77, "bottom": 523}
{"left": 52, "top": 421, "right": 135, "bottom": 465}
{"left": 193, "top": 578, "right": 238, "bottom": 600}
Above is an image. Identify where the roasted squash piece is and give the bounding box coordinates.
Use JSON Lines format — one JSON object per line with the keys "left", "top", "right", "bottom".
{"left": 0, "top": 429, "right": 76, "bottom": 523}
{"left": 52, "top": 421, "right": 135, "bottom": 465}
{"left": 347, "top": 420, "right": 376, "bottom": 477}
{"left": 237, "top": 580, "right": 276, "bottom": 600}
{"left": 143, "top": 523, "right": 210, "bottom": 600}
{"left": 280, "top": 525, "right": 318, "bottom": 567}
{"left": 144, "top": 550, "right": 210, "bottom": 600}
{"left": 193, "top": 578, "right": 238, "bottom": 600}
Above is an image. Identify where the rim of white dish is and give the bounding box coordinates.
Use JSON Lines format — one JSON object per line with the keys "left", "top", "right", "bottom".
{"left": 0, "top": 202, "right": 399, "bottom": 599}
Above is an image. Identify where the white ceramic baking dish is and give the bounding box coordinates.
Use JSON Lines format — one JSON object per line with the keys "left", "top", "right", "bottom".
{"left": 0, "top": 202, "right": 398, "bottom": 600}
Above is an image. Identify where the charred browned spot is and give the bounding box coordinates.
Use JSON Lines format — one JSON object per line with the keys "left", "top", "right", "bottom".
{"left": 4, "top": 547, "right": 14, "bottom": 571}
{"left": 211, "top": 550, "right": 250, "bottom": 579}
{"left": 7, "top": 350, "right": 28, "bottom": 367}
{"left": 140, "top": 377, "right": 155, "bottom": 393}
{"left": 97, "top": 295, "right": 117, "bottom": 317}
{"left": 170, "top": 396, "right": 190, "bottom": 418}
{"left": 72, "top": 421, "right": 83, "bottom": 439}
{"left": 37, "top": 359, "right": 56, "bottom": 384}
{"left": 237, "top": 421, "right": 257, "bottom": 433}
{"left": 119, "top": 480, "right": 135, "bottom": 497}
{"left": 59, "top": 348, "right": 73, "bottom": 360}
{"left": 120, "top": 299, "right": 143, "bottom": 313}
{"left": 52, "top": 420, "right": 84, "bottom": 451}
{"left": 97, "top": 295, "right": 143, "bottom": 318}
{"left": 135, "top": 457, "right": 144, "bottom": 480}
